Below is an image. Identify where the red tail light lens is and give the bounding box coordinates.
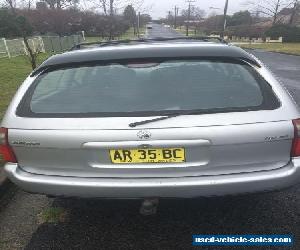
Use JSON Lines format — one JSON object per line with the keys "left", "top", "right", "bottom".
{"left": 0, "top": 127, "right": 17, "bottom": 163}
{"left": 292, "top": 119, "right": 300, "bottom": 157}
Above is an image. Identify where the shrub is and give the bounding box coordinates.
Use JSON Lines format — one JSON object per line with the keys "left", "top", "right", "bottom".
{"left": 265, "top": 24, "right": 300, "bottom": 42}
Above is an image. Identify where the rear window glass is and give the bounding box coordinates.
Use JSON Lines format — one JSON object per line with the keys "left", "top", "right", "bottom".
{"left": 18, "top": 60, "right": 279, "bottom": 117}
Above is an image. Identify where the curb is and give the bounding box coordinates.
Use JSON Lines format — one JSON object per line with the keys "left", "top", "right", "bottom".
{"left": 243, "top": 48, "right": 300, "bottom": 57}
{"left": 268, "top": 51, "right": 300, "bottom": 57}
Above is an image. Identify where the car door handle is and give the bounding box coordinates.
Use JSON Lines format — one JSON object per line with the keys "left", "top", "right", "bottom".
{"left": 82, "top": 139, "right": 211, "bottom": 149}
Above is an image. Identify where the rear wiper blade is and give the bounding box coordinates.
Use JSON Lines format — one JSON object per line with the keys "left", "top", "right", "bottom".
{"left": 128, "top": 111, "right": 202, "bottom": 128}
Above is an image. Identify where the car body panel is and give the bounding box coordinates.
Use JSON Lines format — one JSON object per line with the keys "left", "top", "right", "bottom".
{"left": 7, "top": 121, "right": 293, "bottom": 178}
{"left": 2, "top": 42, "right": 300, "bottom": 197}
{"left": 4, "top": 158, "right": 300, "bottom": 198}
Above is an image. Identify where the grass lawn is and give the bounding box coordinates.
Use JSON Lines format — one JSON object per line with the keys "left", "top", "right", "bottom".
{"left": 240, "top": 43, "right": 300, "bottom": 55}
{"left": 175, "top": 27, "right": 205, "bottom": 37}
{"left": 121, "top": 26, "right": 146, "bottom": 39}
{"left": 38, "top": 207, "right": 68, "bottom": 224}
{"left": 0, "top": 54, "right": 50, "bottom": 119}
{"left": 0, "top": 54, "right": 51, "bottom": 164}
{"left": 85, "top": 26, "right": 146, "bottom": 43}
{"left": 175, "top": 28, "right": 192, "bottom": 36}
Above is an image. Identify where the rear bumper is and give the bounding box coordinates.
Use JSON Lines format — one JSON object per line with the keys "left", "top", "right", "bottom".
{"left": 4, "top": 159, "right": 300, "bottom": 198}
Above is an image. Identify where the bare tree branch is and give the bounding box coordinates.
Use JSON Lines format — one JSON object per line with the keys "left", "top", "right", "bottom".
{"left": 246, "top": 0, "right": 294, "bottom": 25}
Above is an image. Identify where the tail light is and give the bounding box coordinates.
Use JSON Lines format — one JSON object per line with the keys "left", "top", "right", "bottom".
{"left": 0, "top": 127, "right": 17, "bottom": 163}
{"left": 292, "top": 119, "right": 300, "bottom": 157}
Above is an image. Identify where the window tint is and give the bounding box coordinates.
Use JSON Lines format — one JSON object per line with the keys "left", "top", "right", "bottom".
{"left": 23, "top": 60, "right": 278, "bottom": 117}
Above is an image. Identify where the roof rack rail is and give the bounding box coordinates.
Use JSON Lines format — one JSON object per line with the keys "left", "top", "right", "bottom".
{"left": 70, "top": 36, "right": 228, "bottom": 51}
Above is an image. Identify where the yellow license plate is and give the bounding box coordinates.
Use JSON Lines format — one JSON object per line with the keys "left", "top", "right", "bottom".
{"left": 110, "top": 148, "right": 185, "bottom": 164}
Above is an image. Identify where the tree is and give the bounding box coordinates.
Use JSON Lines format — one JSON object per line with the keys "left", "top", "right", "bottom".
{"left": 192, "top": 7, "right": 206, "bottom": 20}
{"left": 16, "top": 15, "right": 37, "bottom": 69}
{"left": 0, "top": 8, "right": 18, "bottom": 37}
{"left": 180, "top": 6, "right": 205, "bottom": 35}
{"left": 200, "top": 14, "right": 224, "bottom": 33}
{"left": 94, "top": 0, "right": 145, "bottom": 39}
{"left": 97, "top": 0, "right": 108, "bottom": 15}
{"left": 289, "top": 0, "right": 299, "bottom": 24}
{"left": 123, "top": 5, "right": 136, "bottom": 34}
{"left": 43, "top": 0, "right": 79, "bottom": 9}
{"left": 266, "top": 23, "right": 300, "bottom": 41}
{"left": 181, "top": 6, "right": 205, "bottom": 21}
{"left": 95, "top": 0, "right": 116, "bottom": 39}
{"left": 139, "top": 13, "right": 151, "bottom": 26}
{"left": 0, "top": 8, "right": 37, "bottom": 69}
{"left": 3, "top": 0, "right": 16, "bottom": 9}
{"left": 247, "top": 0, "right": 294, "bottom": 25}
{"left": 227, "top": 11, "right": 252, "bottom": 26}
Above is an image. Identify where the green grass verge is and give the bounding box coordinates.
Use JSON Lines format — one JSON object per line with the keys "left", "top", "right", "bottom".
{"left": 240, "top": 43, "right": 300, "bottom": 55}
{"left": 0, "top": 54, "right": 50, "bottom": 119}
{"left": 175, "top": 28, "right": 190, "bottom": 36}
{"left": 175, "top": 27, "right": 204, "bottom": 37}
{"left": 86, "top": 26, "right": 146, "bottom": 43}
{"left": 38, "top": 207, "right": 68, "bottom": 224}
{"left": 0, "top": 53, "right": 51, "bottom": 164}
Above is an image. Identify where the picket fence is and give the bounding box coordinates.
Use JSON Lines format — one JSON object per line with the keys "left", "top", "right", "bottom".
{"left": 0, "top": 34, "right": 83, "bottom": 58}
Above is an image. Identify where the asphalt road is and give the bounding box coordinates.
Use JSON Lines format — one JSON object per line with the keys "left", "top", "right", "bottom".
{"left": 1, "top": 25, "right": 300, "bottom": 250}
{"left": 146, "top": 23, "right": 183, "bottom": 38}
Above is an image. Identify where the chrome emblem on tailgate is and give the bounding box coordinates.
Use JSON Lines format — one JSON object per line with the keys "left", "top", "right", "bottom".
{"left": 137, "top": 130, "right": 151, "bottom": 140}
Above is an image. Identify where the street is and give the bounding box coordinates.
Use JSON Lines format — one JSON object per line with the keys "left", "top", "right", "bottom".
{"left": 146, "top": 23, "right": 183, "bottom": 38}
{"left": 0, "top": 25, "right": 300, "bottom": 250}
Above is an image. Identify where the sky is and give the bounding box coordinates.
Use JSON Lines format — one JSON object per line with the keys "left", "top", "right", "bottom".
{"left": 142, "top": 0, "right": 249, "bottom": 19}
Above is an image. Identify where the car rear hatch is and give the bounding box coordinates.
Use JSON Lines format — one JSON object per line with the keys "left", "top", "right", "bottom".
{"left": 3, "top": 58, "right": 298, "bottom": 178}
{"left": 6, "top": 111, "right": 294, "bottom": 178}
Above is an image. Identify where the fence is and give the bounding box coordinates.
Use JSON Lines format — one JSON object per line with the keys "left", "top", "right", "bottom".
{"left": 205, "top": 35, "right": 283, "bottom": 44}
{"left": 223, "top": 36, "right": 283, "bottom": 43}
{"left": 0, "top": 34, "right": 83, "bottom": 59}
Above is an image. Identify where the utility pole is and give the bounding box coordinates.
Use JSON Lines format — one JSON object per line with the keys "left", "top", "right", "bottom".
{"left": 186, "top": 0, "right": 195, "bottom": 36}
{"left": 109, "top": 0, "right": 114, "bottom": 40}
{"left": 174, "top": 6, "right": 179, "bottom": 29}
{"left": 137, "top": 12, "right": 141, "bottom": 38}
{"left": 222, "top": 0, "right": 229, "bottom": 38}
{"left": 174, "top": 6, "right": 177, "bottom": 29}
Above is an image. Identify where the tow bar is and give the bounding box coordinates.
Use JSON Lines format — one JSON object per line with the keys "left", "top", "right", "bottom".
{"left": 139, "top": 198, "right": 159, "bottom": 216}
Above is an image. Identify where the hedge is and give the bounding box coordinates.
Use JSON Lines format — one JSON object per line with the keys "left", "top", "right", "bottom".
{"left": 265, "top": 24, "right": 300, "bottom": 42}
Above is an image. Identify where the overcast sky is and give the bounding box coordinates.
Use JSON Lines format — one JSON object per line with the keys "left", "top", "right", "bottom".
{"left": 143, "top": 0, "right": 249, "bottom": 19}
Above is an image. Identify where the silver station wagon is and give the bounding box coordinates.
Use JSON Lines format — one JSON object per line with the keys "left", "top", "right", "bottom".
{"left": 1, "top": 37, "right": 300, "bottom": 198}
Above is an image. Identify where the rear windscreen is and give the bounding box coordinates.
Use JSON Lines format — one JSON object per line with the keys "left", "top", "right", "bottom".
{"left": 18, "top": 60, "right": 279, "bottom": 117}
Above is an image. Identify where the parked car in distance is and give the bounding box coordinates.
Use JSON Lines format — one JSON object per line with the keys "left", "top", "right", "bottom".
{"left": 1, "top": 37, "right": 300, "bottom": 198}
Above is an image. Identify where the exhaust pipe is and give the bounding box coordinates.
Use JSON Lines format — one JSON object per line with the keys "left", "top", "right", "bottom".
{"left": 140, "top": 198, "right": 159, "bottom": 216}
